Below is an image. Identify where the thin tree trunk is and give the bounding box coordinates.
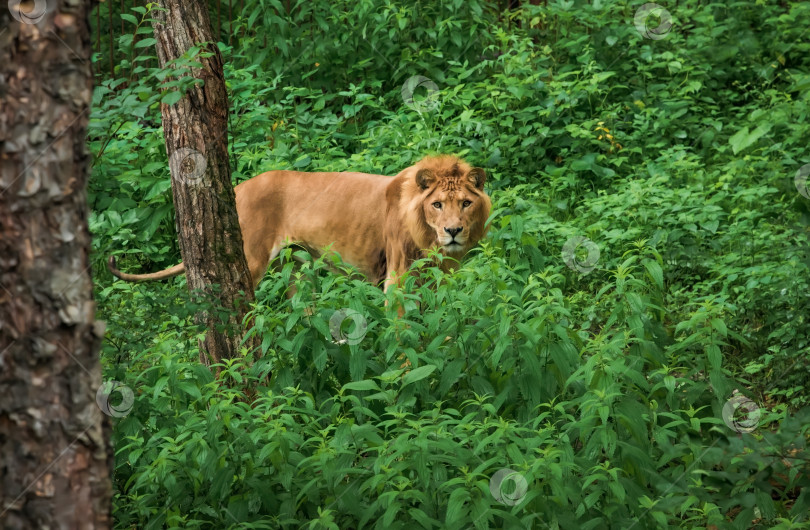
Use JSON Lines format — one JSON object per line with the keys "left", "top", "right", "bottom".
{"left": 0, "top": 1, "right": 112, "bottom": 528}
{"left": 151, "top": 1, "right": 258, "bottom": 366}
{"left": 108, "top": 0, "right": 113, "bottom": 77}
{"left": 96, "top": 3, "right": 100, "bottom": 54}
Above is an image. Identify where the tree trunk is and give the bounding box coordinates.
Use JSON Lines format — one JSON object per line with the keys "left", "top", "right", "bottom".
{"left": 0, "top": 1, "right": 112, "bottom": 528}
{"left": 151, "top": 1, "right": 258, "bottom": 366}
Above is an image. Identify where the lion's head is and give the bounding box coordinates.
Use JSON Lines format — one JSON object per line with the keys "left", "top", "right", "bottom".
{"left": 399, "top": 155, "right": 492, "bottom": 259}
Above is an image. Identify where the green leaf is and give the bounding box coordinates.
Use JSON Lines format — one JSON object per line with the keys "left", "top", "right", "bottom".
{"left": 161, "top": 90, "right": 183, "bottom": 106}
{"left": 643, "top": 259, "right": 664, "bottom": 290}
{"left": 791, "top": 488, "right": 810, "bottom": 517}
{"left": 728, "top": 127, "right": 750, "bottom": 154}
{"left": 176, "top": 381, "right": 201, "bottom": 400}
{"left": 349, "top": 349, "right": 367, "bottom": 381}
{"left": 311, "top": 316, "right": 331, "bottom": 341}
{"left": 293, "top": 156, "right": 311, "bottom": 168}
{"left": 439, "top": 359, "right": 465, "bottom": 396}
{"left": 342, "top": 380, "right": 380, "bottom": 392}
{"left": 120, "top": 13, "right": 138, "bottom": 25}
{"left": 127, "top": 448, "right": 143, "bottom": 466}
{"left": 754, "top": 489, "right": 776, "bottom": 520}
{"left": 706, "top": 344, "right": 722, "bottom": 369}
{"left": 663, "top": 375, "right": 676, "bottom": 393}
{"left": 728, "top": 122, "right": 772, "bottom": 154}
{"left": 710, "top": 318, "right": 727, "bottom": 338}
{"left": 445, "top": 487, "right": 470, "bottom": 524}
{"left": 134, "top": 38, "right": 157, "bottom": 49}
{"left": 312, "top": 340, "right": 327, "bottom": 372}
{"left": 402, "top": 365, "right": 437, "bottom": 386}
{"left": 700, "top": 219, "right": 719, "bottom": 234}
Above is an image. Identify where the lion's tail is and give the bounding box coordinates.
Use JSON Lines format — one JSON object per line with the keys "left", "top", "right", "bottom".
{"left": 107, "top": 256, "right": 186, "bottom": 282}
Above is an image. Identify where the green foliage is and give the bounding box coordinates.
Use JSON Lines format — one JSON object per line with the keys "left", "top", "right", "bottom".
{"left": 89, "top": 0, "right": 810, "bottom": 528}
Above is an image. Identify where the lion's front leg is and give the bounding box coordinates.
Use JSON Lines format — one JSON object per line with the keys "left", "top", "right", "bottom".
{"left": 382, "top": 245, "right": 409, "bottom": 293}
{"left": 383, "top": 247, "right": 408, "bottom": 317}
{"left": 384, "top": 264, "right": 411, "bottom": 369}
{"left": 383, "top": 270, "right": 399, "bottom": 294}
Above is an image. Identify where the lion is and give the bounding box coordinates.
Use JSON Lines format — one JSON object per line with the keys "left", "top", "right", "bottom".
{"left": 107, "top": 154, "right": 492, "bottom": 294}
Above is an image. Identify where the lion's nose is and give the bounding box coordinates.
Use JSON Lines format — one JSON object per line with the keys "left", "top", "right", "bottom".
{"left": 444, "top": 227, "right": 463, "bottom": 238}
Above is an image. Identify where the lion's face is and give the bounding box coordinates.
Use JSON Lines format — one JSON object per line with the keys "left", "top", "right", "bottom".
{"left": 415, "top": 165, "right": 490, "bottom": 257}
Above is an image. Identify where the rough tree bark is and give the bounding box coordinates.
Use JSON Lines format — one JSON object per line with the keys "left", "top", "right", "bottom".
{"left": 0, "top": 1, "right": 112, "bottom": 528}
{"left": 151, "top": 1, "right": 258, "bottom": 366}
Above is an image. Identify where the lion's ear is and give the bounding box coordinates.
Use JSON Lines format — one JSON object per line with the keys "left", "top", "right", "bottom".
{"left": 415, "top": 168, "right": 436, "bottom": 190}
{"left": 468, "top": 167, "right": 486, "bottom": 189}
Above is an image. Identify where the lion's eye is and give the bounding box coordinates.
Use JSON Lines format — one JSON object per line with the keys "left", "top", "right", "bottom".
{"left": 432, "top": 202, "right": 442, "bottom": 209}
{"left": 462, "top": 200, "right": 472, "bottom": 208}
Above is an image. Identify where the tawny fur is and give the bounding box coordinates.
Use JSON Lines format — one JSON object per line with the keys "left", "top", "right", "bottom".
{"left": 108, "top": 155, "right": 492, "bottom": 292}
